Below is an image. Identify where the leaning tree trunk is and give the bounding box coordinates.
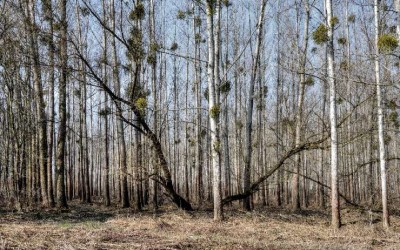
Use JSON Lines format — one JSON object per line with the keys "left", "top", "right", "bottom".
{"left": 77, "top": 0, "right": 192, "bottom": 211}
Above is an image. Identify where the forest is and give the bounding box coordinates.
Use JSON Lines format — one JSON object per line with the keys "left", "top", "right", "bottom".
{"left": 0, "top": 0, "right": 400, "bottom": 248}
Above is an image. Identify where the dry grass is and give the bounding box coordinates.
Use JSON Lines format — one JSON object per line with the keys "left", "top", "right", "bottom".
{"left": 0, "top": 201, "right": 400, "bottom": 249}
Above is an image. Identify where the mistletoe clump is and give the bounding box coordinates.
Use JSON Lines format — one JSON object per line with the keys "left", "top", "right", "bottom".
{"left": 378, "top": 34, "right": 398, "bottom": 52}
{"left": 210, "top": 105, "right": 221, "bottom": 119}
{"left": 303, "top": 76, "right": 314, "bottom": 86}
{"left": 135, "top": 97, "right": 147, "bottom": 116}
{"left": 312, "top": 24, "right": 329, "bottom": 45}
{"left": 129, "top": 3, "right": 145, "bottom": 21}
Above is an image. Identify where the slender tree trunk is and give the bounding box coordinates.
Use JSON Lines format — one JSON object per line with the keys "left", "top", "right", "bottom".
{"left": 374, "top": 0, "right": 390, "bottom": 229}
{"left": 76, "top": 0, "right": 91, "bottom": 204}
{"left": 193, "top": 2, "right": 204, "bottom": 204}
{"left": 318, "top": 81, "right": 327, "bottom": 209}
{"left": 26, "top": 0, "right": 49, "bottom": 207}
{"left": 222, "top": 5, "right": 231, "bottom": 199}
{"left": 292, "top": 0, "right": 310, "bottom": 211}
{"left": 41, "top": 0, "right": 56, "bottom": 208}
{"left": 109, "top": 0, "right": 128, "bottom": 208}
{"left": 56, "top": 0, "right": 68, "bottom": 209}
{"left": 206, "top": 0, "right": 223, "bottom": 221}
{"left": 275, "top": 4, "right": 283, "bottom": 207}
{"left": 243, "top": 0, "right": 266, "bottom": 211}
{"left": 368, "top": 121, "right": 375, "bottom": 206}
{"left": 149, "top": 0, "right": 158, "bottom": 211}
{"left": 184, "top": 36, "right": 190, "bottom": 202}
{"left": 326, "top": 0, "right": 340, "bottom": 229}
{"left": 396, "top": 0, "right": 400, "bottom": 41}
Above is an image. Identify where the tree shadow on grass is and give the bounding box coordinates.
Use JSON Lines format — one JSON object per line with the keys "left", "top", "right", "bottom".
{"left": 14, "top": 203, "right": 115, "bottom": 224}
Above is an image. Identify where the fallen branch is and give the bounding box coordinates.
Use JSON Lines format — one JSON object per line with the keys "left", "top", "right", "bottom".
{"left": 284, "top": 169, "right": 359, "bottom": 207}
{"left": 340, "top": 157, "right": 400, "bottom": 178}
{"left": 222, "top": 137, "right": 328, "bottom": 205}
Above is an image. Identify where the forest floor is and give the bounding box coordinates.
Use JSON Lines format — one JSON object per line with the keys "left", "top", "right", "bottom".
{"left": 0, "top": 200, "right": 400, "bottom": 249}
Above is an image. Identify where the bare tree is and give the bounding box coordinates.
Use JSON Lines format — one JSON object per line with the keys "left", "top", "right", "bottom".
{"left": 374, "top": 0, "right": 390, "bottom": 229}
{"left": 292, "top": 0, "right": 310, "bottom": 211}
{"left": 56, "top": 0, "right": 68, "bottom": 209}
{"left": 206, "top": 0, "right": 223, "bottom": 221}
{"left": 25, "top": 0, "right": 49, "bottom": 207}
{"left": 243, "top": 0, "right": 266, "bottom": 211}
{"left": 41, "top": 0, "right": 56, "bottom": 208}
{"left": 325, "top": 0, "right": 340, "bottom": 229}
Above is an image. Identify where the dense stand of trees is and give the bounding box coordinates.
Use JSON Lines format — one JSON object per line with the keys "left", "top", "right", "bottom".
{"left": 0, "top": 0, "right": 399, "bottom": 230}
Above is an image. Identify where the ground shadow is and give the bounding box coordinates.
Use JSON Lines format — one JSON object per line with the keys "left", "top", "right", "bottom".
{"left": 6, "top": 203, "right": 115, "bottom": 224}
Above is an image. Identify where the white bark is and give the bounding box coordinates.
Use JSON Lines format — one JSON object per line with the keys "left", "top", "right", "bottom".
{"left": 325, "top": 0, "right": 340, "bottom": 229}
{"left": 206, "top": 0, "right": 222, "bottom": 221}
{"left": 374, "top": 0, "right": 390, "bottom": 229}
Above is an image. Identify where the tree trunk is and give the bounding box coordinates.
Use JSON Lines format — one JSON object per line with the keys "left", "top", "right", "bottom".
{"left": 109, "top": 0, "right": 128, "bottom": 208}
{"left": 26, "top": 0, "right": 49, "bottom": 207}
{"left": 374, "top": 0, "right": 390, "bottom": 229}
{"left": 396, "top": 0, "right": 400, "bottom": 41}
{"left": 326, "top": 0, "right": 340, "bottom": 229}
{"left": 193, "top": 2, "right": 204, "bottom": 204}
{"left": 243, "top": 0, "right": 266, "bottom": 211}
{"left": 76, "top": 0, "right": 91, "bottom": 204}
{"left": 56, "top": 0, "right": 68, "bottom": 209}
{"left": 292, "top": 0, "right": 310, "bottom": 211}
{"left": 149, "top": 0, "right": 158, "bottom": 211}
{"left": 41, "top": 0, "right": 56, "bottom": 208}
{"left": 206, "top": 0, "right": 223, "bottom": 221}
